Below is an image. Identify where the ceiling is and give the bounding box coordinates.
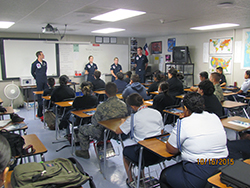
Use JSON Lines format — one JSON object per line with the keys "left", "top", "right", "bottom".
{"left": 1, "top": 0, "right": 250, "bottom": 38}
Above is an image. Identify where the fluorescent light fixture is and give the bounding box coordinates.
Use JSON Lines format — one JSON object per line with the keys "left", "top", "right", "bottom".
{"left": 0, "top": 21, "right": 15, "bottom": 29}
{"left": 91, "top": 28, "right": 125, "bottom": 34}
{"left": 91, "top": 8, "right": 146, "bottom": 22}
{"left": 190, "top": 23, "right": 239, "bottom": 30}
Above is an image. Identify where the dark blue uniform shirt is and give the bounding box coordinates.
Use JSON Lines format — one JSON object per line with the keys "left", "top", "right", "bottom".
{"left": 110, "top": 63, "right": 122, "bottom": 82}
{"left": 85, "top": 62, "right": 98, "bottom": 82}
{"left": 135, "top": 54, "right": 148, "bottom": 74}
{"left": 31, "top": 59, "right": 47, "bottom": 80}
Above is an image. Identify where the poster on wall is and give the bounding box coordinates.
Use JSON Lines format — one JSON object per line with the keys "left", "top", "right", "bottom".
{"left": 209, "top": 37, "right": 233, "bottom": 54}
{"left": 209, "top": 56, "right": 232, "bottom": 74}
{"left": 242, "top": 29, "right": 250, "bottom": 69}
{"left": 151, "top": 41, "right": 162, "bottom": 54}
{"left": 168, "top": 38, "right": 176, "bottom": 52}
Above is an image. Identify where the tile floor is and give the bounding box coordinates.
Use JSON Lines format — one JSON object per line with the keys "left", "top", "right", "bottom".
{"left": 13, "top": 107, "right": 177, "bottom": 188}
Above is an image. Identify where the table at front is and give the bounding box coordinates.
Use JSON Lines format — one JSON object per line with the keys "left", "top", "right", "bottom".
{"left": 207, "top": 159, "right": 250, "bottom": 188}
{"left": 54, "top": 101, "right": 73, "bottom": 140}
{"left": 137, "top": 137, "right": 174, "bottom": 188}
{"left": 98, "top": 117, "right": 129, "bottom": 179}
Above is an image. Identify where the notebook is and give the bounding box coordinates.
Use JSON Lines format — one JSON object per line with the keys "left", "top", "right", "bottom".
{"left": 156, "top": 134, "right": 170, "bottom": 143}
{"left": 83, "top": 110, "right": 96, "bottom": 116}
{"left": 168, "top": 108, "right": 183, "bottom": 113}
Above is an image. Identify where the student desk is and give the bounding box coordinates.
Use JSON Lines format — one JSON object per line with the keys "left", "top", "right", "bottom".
{"left": 207, "top": 159, "right": 250, "bottom": 188}
{"left": 163, "top": 107, "right": 184, "bottom": 117}
{"left": 18, "top": 134, "right": 47, "bottom": 163}
{"left": 0, "top": 120, "right": 28, "bottom": 135}
{"left": 150, "top": 91, "right": 159, "bottom": 95}
{"left": 98, "top": 117, "right": 129, "bottom": 179}
{"left": 142, "top": 82, "right": 153, "bottom": 87}
{"left": 136, "top": 137, "right": 174, "bottom": 188}
{"left": 70, "top": 108, "right": 96, "bottom": 155}
{"left": 33, "top": 91, "right": 44, "bottom": 119}
{"left": 222, "top": 100, "right": 249, "bottom": 119}
{"left": 42, "top": 95, "right": 51, "bottom": 128}
{"left": 184, "top": 88, "right": 193, "bottom": 92}
{"left": 144, "top": 99, "right": 153, "bottom": 106}
{"left": 93, "top": 90, "right": 106, "bottom": 101}
{"left": 54, "top": 101, "right": 73, "bottom": 140}
{"left": 116, "top": 93, "right": 123, "bottom": 99}
{"left": 222, "top": 86, "right": 238, "bottom": 91}
{"left": 176, "top": 94, "right": 185, "bottom": 99}
{"left": 223, "top": 91, "right": 237, "bottom": 97}
{"left": 0, "top": 106, "right": 14, "bottom": 120}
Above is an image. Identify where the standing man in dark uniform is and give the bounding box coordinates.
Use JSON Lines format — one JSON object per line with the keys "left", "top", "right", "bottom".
{"left": 31, "top": 51, "right": 48, "bottom": 120}
{"left": 135, "top": 47, "right": 148, "bottom": 83}
{"left": 110, "top": 57, "right": 122, "bottom": 82}
{"left": 84, "top": 55, "right": 98, "bottom": 82}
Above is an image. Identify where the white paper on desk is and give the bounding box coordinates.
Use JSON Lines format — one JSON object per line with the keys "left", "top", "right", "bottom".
{"left": 4, "top": 123, "right": 26, "bottom": 131}
{"left": 228, "top": 120, "right": 250, "bottom": 128}
{"left": 0, "top": 120, "right": 10, "bottom": 127}
{"left": 68, "top": 102, "right": 73, "bottom": 105}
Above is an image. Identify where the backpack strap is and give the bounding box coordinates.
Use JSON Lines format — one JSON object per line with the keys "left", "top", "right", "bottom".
{"left": 68, "top": 157, "right": 96, "bottom": 188}
{"left": 176, "top": 119, "right": 182, "bottom": 152}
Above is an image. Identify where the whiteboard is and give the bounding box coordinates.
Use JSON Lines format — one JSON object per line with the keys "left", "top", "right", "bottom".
{"left": 59, "top": 43, "right": 129, "bottom": 76}
{"left": 1, "top": 39, "right": 59, "bottom": 79}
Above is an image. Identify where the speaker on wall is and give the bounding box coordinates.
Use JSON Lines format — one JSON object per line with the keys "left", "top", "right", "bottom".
{"left": 172, "top": 46, "right": 189, "bottom": 63}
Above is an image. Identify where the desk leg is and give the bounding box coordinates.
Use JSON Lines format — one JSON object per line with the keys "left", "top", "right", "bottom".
{"left": 71, "top": 114, "right": 75, "bottom": 155}
{"left": 103, "top": 129, "right": 108, "bottom": 179}
{"left": 243, "top": 107, "right": 250, "bottom": 119}
{"left": 55, "top": 105, "right": 58, "bottom": 140}
{"left": 33, "top": 93, "right": 36, "bottom": 119}
{"left": 137, "top": 146, "right": 143, "bottom": 188}
{"left": 43, "top": 99, "right": 46, "bottom": 128}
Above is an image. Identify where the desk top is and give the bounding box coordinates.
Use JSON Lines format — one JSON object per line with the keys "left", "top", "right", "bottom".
{"left": 176, "top": 94, "right": 185, "bottom": 99}
{"left": 94, "top": 90, "right": 106, "bottom": 95}
{"left": 99, "top": 117, "right": 128, "bottom": 133}
{"left": 221, "top": 116, "right": 250, "bottom": 132}
{"left": 0, "top": 107, "right": 14, "bottom": 115}
{"left": 33, "top": 91, "right": 44, "bottom": 95}
{"left": 223, "top": 92, "right": 237, "bottom": 97}
{"left": 71, "top": 108, "right": 97, "bottom": 118}
{"left": 138, "top": 138, "right": 174, "bottom": 158}
{"left": 150, "top": 91, "right": 159, "bottom": 95}
{"left": 222, "top": 86, "right": 238, "bottom": 90}
{"left": 144, "top": 99, "right": 153, "bottom": 106}
{"left": 55, "top": 101, "right": 73, "bottom": 107}
{"left": 207, "top": 159, "right": 250, "bottom": 188}
{"left": 184, "top": 88, "right": 193, "bottom": 92}
{"left": 222, "top": 100, "right": 248, "bottom": 108}
{"left": 22, "top": 134, "right": 47, "bottom": 157}
{"left": 0, "top": 120, "right": 28, "bottom": 132}
{"left": 116, "top": 93, "right": 123, "bottom": 99}
{"left": 163, "top": 107, "right": 184, "bottom": 117}
{"left": 142, "top": 82, "right": 153, "bottom": 86}
{"left": 42, "top": 95, "right": 51, "bottom": 100}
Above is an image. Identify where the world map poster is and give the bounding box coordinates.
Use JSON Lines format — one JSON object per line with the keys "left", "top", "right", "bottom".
{"left": 242, "top": 29, "right": 250, "bottom": 68}
{"left": 209, "top": 37, "right": 233, "bottom": 54}
{"left": 209, "top": 56, "right": 232, "bottom": 74}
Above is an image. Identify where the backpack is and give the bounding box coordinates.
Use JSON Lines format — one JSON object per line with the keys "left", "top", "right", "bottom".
{"left": 44, "top": 110, "right": 56, "bottom": 130}
{"left": 11, "top": 157, "right": 96, "bottom": 188}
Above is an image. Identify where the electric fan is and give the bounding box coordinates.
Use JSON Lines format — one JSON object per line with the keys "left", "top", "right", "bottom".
{"left": 4, "top": 82, "right": 20, "bottom": 109}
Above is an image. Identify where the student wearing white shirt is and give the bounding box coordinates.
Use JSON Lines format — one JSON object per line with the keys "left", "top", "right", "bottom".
{"left": 115, "top": 93, "right": 164, "bottom": 187}
{"left": 160, "top": 92, "right": 228, "bottom": 188}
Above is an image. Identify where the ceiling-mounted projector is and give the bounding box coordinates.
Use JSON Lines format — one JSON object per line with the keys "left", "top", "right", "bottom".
{"left": 42, "top": 23, "right": 58, "bottom": 33}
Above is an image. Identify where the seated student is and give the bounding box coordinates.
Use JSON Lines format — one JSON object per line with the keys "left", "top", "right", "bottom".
{"left": 91, "top": 70, "right": 105, "bottom": 91}
{"left": 59, "top": 81, "right": 98, "bottom": 131}
{"left": 210, "top": 72, "right": 224, "bottom": 102}
{"left": 51, "top": 75, "right": 75, "bottom": 102}
{"left": 115, "top": 93, "right": 164, "bottom": 186}
{"left": 190, "top": 71, "right": 208, "bottom": 92}
{"left": 122, "top": 75, "right": 150, "bottom": 101}
{"left": 76, "top": 82, "right": 127, "bottom": 159}
{"left": 198, "top": 79, "right": 223, "bottom": 117}
{"left": 167, "top": 68, "right": 184, "bottom": 103}
{"left": 113, "top": 72, "right": 127, "bottom": 93}
{"left": 147, "top": 72, "right": 163, "bottom": 94}
{"left": 43, "top": 77, "right": 55, "bottom": 96}
{"left": 0, "top": 135, "right": 11, "bottom": 188}
{"left": 236, "top": 70, "right": 250, "bottom": 95}
{"left": 151, "top": 82, "right": 175, "bottom": 116}
{"left": 216, "top": 66, "right": 227, "bottom": 87}
{"left": 160, "top": 93, "right": 228, "bottom": 188}
{"left": 124, "top": 71, "right": 132, "bottom": 84}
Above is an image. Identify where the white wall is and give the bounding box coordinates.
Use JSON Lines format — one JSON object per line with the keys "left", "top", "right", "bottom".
{"left": 146, "top": 29, "right": 247, "bottom": 86}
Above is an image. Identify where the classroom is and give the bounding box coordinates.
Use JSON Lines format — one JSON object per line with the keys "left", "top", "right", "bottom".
{"left": 0, "top": 0, "right": 250, "bottom": 188}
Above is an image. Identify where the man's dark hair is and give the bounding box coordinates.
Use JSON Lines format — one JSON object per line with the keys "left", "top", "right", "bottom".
{"left": 200, "top": 71, "right": 208, "bottom": 79}
{"left": 246, "top": 70, "right": 250, "bottom": 77}
{"left": 116, "top": 72, "right": 124, "bottom": 80}
{"left": 126, "top": 93, "right": 143, "bottom": 107}
{"left": 94, "top": 70, "right": 101, "bottom": 79}
{"left": 47, "top": 78, "right": 55, "bottom": 88}
{"left": 198, "top": 80, "right": 215, "bottom": 96}
{"left": 159, "top": 82, "right": 169, "bottom": 95}
{"left": 105, "top": 82, "right": 117, "bottom": 96}
{"left": 168, "top": 68, "right": 177, "bottom": 77}
{"left": 88, "top": 55, "right": 93, "bottom": 60}
{"left": 131, "top": 74, "right": 140, "bottom": 82}
{"left": 183, "top": 92, "right": 205, "bottom": 114}
{"left": 154, "top": 73, "right": 163, "bottom": 81}
{"left": 211, "top": 72, "right": 221, "bottom": 82}
{"left": 36, "top": 51, "right": 42, "bottom": 58}
{"left": 59, "top": 75, "right": 69, "bottom": 86}
{"left": 137, "top": 47, "right": 142, "bottom": 50}
{"left": 126, "top": 71, "right": 132, "bottom": 78}
{"left": 216, "top": 67, "right": 223, "bottom": 73}
{"left": 0, "top": 135, "right": 11, "bottom": 174}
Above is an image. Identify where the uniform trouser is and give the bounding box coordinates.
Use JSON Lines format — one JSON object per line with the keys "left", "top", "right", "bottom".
{"left": 36, "top": 80, "right": 48, "bottom": 117}
{"left": 160, "top": 161, "right": 220, "bottom": 188}
{"left": 137, "top": 72, "right": 145, "bottom": 83}
{"left": 78, "top": 124, "right": 104, "bottom": 150}
{"left": 227, "top": 139, "right": 250, "bottom": 159}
